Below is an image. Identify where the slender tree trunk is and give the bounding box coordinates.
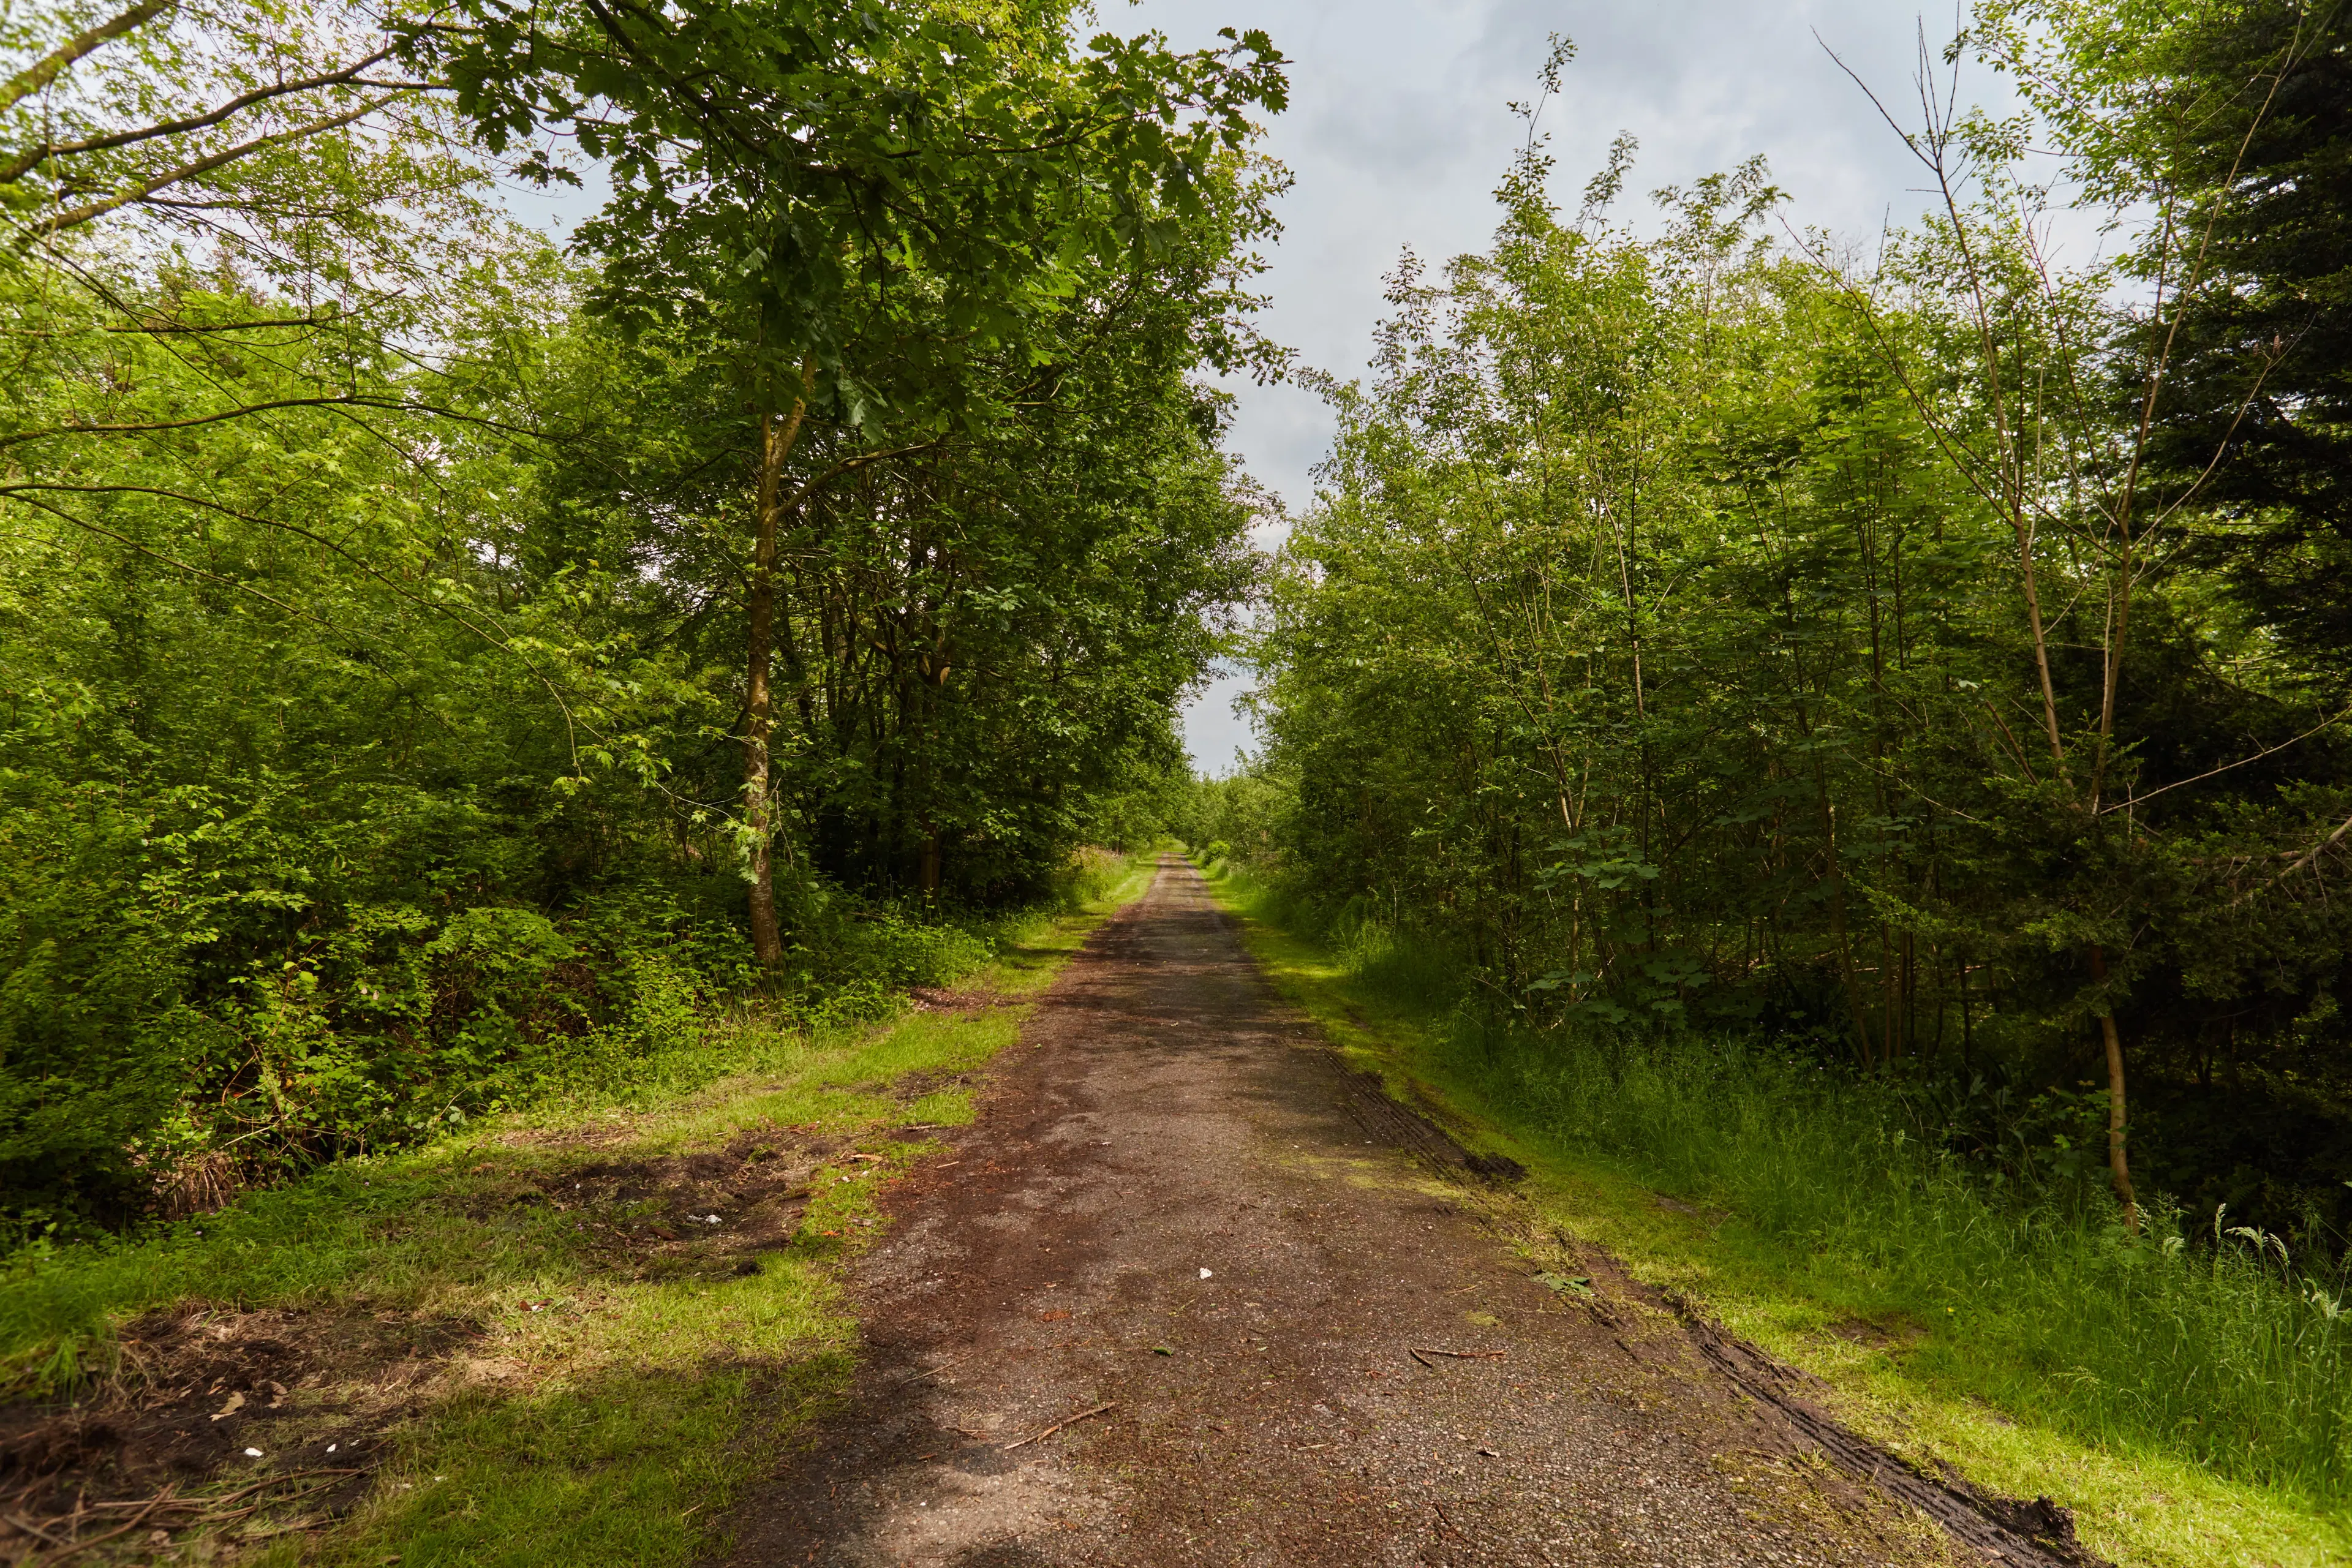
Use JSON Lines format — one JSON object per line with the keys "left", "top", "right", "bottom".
{"left": 2010, "top": 510, "right": 2070, "bottom": 771}
{"left": 1959, "top": 951, "right": 1973, "bottom": 1072}
{"left": 2087, "top": 943, "right": 2138, "bottom": 1229}
{"left": 1817, "top": 789, "right": 1877, "bottom": 1069}
{"left": 919, "top": 824, "right": 943, "bottom": 899}
{"left": 745, "top": 358, "right": 818, "bottom": 969}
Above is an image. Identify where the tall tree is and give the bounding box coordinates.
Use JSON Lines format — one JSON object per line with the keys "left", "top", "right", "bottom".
{"left": 1984, "top": 0, "right": 2352, "bottom": 666}
{"left": 1245, "top": 38, "right": 2352, "bottom": 1247}
{"left": 404, "top": 0, "right": 1286, "bottom": 963}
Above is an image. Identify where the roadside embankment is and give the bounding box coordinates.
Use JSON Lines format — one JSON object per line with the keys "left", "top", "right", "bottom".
{"left": 1193, "top": 855, "right": 2352, "bottom": 1568}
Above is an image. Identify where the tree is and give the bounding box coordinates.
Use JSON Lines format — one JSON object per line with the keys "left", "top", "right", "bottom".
{"left": 1246, "top": 38, "right": 2352, "bottom": 1246}
{"left": 404, "top": 0, "right": 1286, "bottom": 963}
{"left": 1983, "top": 0, "right": 2352, "bottom": 665}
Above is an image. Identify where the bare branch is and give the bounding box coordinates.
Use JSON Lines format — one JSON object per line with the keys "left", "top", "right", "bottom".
{"left": 2233, "top": 808, "right": 2352, "bottom": 907}
{"left": 0, "top": 48, "right": 395, "bottom": 185}
{"left": 0, "top": 393, "right": 551, "bottom": 449}
{"left": 100, "top": 311, "right": 349, "bottom": 334}
{"left": 2102, "top": 703, "right": 2352, "bottom": 815}
{"left": 0, "top": 0, "right": 172, "bottom": 115}
{"left": 18, "top": 93, "right": 399, "bottom": 239}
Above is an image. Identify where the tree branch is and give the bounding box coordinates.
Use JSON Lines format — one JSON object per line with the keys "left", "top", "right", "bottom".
{"left": 0, "top": 393, "right": 550, "bottom": 449}
{"left": 0, "top": 48, "right": 394, "bottom": 186}
{"left": 18, "top": 94, "right": 397, "bottom": 239}
{"left": 0, "top": 0, "right": 172, "bottom": 115}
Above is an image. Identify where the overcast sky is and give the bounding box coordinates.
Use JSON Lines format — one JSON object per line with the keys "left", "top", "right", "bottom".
{"left": 1131, "top": 0, "right": 2024, "bottom": 775}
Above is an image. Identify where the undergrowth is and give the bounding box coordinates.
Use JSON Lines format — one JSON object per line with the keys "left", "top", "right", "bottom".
{"left": 1197, "top": 853, "right": 2352, "bottom": 1568}
{"left": 4, "top": 845, "right": 1143, "bottom": 1246}
{"left": 0, "top": 851, "right": 1156, "bottom": 1564}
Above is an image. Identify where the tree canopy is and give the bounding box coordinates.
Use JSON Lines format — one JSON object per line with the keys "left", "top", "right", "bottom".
{"left": 1227, "top": 9, "right": 2352, "bottom": 1248}
{"left": 0, "top": 0, "right": 1281, "bottom": 1226}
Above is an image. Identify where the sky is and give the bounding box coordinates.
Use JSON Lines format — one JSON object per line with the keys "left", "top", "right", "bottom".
{"left": 1131, "top": 0, "right": 2027, "bottom": 775}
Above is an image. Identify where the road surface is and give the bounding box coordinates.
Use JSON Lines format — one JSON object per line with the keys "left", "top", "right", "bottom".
{"left": 718, "top": 856, "right": 2087, "bottom": 1567}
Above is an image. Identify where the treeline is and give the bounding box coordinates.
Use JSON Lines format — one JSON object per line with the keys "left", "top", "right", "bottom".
{"left": 1217, "top": 4, "right": 2352, "bottom": 1245}
{"left": 0, "top": 0, "right": 1280, "bottom": 1228}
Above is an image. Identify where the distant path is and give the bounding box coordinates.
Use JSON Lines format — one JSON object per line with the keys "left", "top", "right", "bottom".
{"left": 718, "top": 856, "right": 2072, "bottom": 1567}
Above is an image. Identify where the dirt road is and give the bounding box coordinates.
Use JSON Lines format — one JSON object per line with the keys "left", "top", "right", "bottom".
{"left": 718, "top": 856, "right": 2086, "bottom": 1567}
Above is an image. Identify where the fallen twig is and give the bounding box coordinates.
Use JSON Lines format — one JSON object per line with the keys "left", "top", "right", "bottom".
{"left": 38, "top": 1487, "right": 173, "bottom": 1564}
{"left": 1002, "top": 1401, "right": 1115, "bottom": 1451}
{"left": 897, "top": 1352, "right": 974, "bottom": 1389}
{"left": 1412, "top": 1346, "right": 1507, "bottom": 1362}
{"left": 191, "top": 1477, "right": 349, "bottom": 1528}
{"left": 84, "top": 1467, "right": 364, "bottom": 1516}
{"left": 4, "top": 1512, "right": 66, "bottom": 1546}
{"left": 211, "top": 1468, "right": 365, "bottom": 1507}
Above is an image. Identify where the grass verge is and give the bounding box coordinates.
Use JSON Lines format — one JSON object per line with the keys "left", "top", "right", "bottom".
{"left": 1194, "top": 857, "right": 2352, "bottom": 1568}
{"left": 0, "top": 853, "right": 1157, "bottom": 1564}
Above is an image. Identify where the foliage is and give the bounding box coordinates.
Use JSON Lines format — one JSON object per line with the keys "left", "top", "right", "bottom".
{"left": 401, "top": 0, "right": 1286, "bottom": 965}
{"left": 1983, "top": 0, "right": 2352, "bottom": 665}
{"left": 403, "top": 0, "right": 1288, "bottom": 398}
{"left": 1235, "top": 39, "right": 2352, "bottom": 1248}
{"left": 0, "top": 0, "right": 1261, "bottom": 1227}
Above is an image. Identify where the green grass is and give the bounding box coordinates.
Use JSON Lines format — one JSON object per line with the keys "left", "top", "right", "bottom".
{"left": 0, "top": 851, "right": 1158, "bottom": 1565}
{"left": 1196, "top": 857, "right": 2352, "bottom": 1568}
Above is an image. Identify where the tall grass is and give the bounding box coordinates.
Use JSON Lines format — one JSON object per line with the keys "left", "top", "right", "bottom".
{"left": 1221, "top": 865, "right": 2352, "bottom": 1505}
{"left": 1490, "top": 1031, "right": 2352, "bottom": 1499}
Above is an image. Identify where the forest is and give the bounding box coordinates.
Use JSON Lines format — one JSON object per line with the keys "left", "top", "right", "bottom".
{"left": 1200, "top": 2, "right": 2352, "bottom": 1256}
{"left": 1, "top": 0, "right": 1278, "bottom": 1229}
{"left": 4, "top": 0, "right": 2352, "bottom": 1558}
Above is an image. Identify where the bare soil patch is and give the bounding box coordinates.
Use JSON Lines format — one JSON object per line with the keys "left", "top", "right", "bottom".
{"left": 0, "top": 1119, "right": 842, "bottom": 1559}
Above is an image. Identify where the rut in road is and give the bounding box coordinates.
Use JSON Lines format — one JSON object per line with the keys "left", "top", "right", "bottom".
{"left": 716, "top": 856, "right": 2097, "bottom": 1567}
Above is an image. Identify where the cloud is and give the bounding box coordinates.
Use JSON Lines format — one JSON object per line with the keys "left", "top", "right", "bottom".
{"left": 1303, "top": 84, "right": 1494, "bottom": 185}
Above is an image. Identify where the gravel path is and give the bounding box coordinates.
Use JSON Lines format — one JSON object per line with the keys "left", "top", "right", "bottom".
{"left": 717, "top": 856, "right": 2062, "bottom": 1567}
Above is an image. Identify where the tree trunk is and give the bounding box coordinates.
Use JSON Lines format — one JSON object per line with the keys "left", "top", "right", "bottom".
{"left": 744, "top": 358, "right": 818, "bottom": 969}
{"left": 2087, "top": 944, "right": 2139, "bottom": 1229}
{"left": 1816, "top": 786, "right": 1877, "bottom": 1069}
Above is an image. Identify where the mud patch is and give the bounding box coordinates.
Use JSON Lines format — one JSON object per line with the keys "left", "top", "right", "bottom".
{"left": 888, "top": 1067, "right": 981, "bottom": 1108}
{"left": 0, "top": 1304, "right": 469, "bottom": 1556}
{"left": 906, "top": 982, "right": 1009, "bottom": 1016}
{"left": 0, "top": 1122, "right": 853, "bottom": 1558}
{"left": 553, "top": 1128, "right": 833, "bottom": 1278}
